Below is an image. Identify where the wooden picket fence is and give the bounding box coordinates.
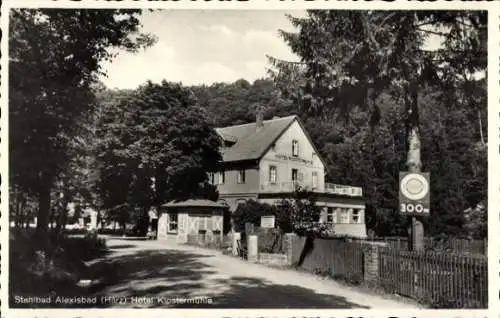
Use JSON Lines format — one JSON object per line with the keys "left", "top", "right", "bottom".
{"left": 373, "top": 237, "right": 487, "bottom": 255}
{"left": 378, "top": 248, "right": 488, "bottom": 308}
{"left": 291, "top": 237, "right": 364, "bottom": 284}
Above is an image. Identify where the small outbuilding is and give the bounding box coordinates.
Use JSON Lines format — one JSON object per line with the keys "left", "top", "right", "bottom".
{"left": 157, "top": 199, "right": 228, "bottom": 244}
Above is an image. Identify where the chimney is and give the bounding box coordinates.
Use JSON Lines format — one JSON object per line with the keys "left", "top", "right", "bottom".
{"left": 256, "top": 106, "right": 264, "bottom": 130}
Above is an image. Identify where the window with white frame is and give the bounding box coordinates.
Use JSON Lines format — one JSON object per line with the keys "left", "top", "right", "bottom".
{"left": 312, "top": 172, "right": 318, "bottom": 188}
{"left": 237, "top": 169, "right": 245, "bottom": 184}
{"left": 326, "top": 207, "right": 336, "bottom": 223}
{"left": 269, "top": 165, "right": 277, "bottom": 184}
{"left": 351, "top": 209, "right": 361, "bottom": 223}
{"left": 167, "top": 213, "right": 178, "bottom": 233}
{"left": 292, "top": 140, "right": 299, "bottom": 157}
{"left": 339, "top": 208, "right": 350, "bottom": 223}
{"left": 217, "top": 171, "right": 225, "bottom": 185}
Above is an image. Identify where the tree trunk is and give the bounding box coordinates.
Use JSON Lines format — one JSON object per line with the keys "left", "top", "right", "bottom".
{"left": 36, "top": 182, "right": 51, "bottom": 244}
{"left": 478, "top": 109, "right": 485, "bottom": 146}
{"left": 404, "top": 80, "right": 424, "bottom": 251}
{"left": 405, "top": 81, "right": 422, "bottom": 173}
{"left": 96, "top": 209, "right": 101, "bottom": 229}
{"left": 15, "top": 190, "right": 22, "bottom": 228}
{"left": 55, "top": 196, "right": 69, "bottom": 235}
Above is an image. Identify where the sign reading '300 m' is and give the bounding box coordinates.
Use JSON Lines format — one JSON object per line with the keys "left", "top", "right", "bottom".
{"left": 399, "top": 172, "right": 430, "bottom": 215}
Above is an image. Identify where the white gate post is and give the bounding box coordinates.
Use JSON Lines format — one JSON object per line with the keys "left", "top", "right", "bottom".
{"left": 247, "top": 235, "right": 258, "bottom": 263}
{"left": 232, "top": 232, "right": 241, "bottom": 256}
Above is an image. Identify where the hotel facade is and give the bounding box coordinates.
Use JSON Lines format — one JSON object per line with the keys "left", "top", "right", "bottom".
{"left": 212, "top": 114, "right": 367, "bottom": 238}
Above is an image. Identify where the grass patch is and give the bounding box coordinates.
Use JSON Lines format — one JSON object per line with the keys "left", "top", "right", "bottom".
{"left": 9, "top": 229, "right": 108, "bottom": 307}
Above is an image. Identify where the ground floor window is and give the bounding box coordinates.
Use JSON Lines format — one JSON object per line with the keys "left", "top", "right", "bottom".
{"left": 217, "top": 171, "right": 225, "bottom": 184}
{"left": 338, "top": 208, "right": 350, "bottom": 224}
{"left": 351, "top": 209, "right": 361, "bottom": 223}
{"left": 237, "top": 169, "right": 246, "bottom": 184}
{"left": 168, "top": 213, "right": 178, "bottom": 233}
{"left": 326, "top": 207, "right": 336, "bottom": 223}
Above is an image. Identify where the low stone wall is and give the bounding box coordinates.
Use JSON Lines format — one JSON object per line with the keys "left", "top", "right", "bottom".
{"left": 257, "top": 253, "right": 288, "bottom": 267}
{"left": 232, "top": 232, "right": 388, "bottom": 281}
{"left": 285, "top": 233, "right": 388, "bottom": 283}
{"left": 186, "top": 233, "right": 223, "bottom": 248}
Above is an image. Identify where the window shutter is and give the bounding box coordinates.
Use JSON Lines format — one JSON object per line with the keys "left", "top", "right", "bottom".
{"left": 206, "top": 215, "right": 213, "bottom": 230}
{"left": 198, "top": 216, "right": 207, "bottom": 231}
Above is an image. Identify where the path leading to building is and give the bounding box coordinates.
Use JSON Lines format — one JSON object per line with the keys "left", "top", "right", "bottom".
{"left": 86, "top": 237, "right": 422, "bottom": 309}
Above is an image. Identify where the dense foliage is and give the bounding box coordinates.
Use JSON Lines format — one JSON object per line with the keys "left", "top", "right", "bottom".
{"left": 232, "top": 200, "right": 278, "bottom": 233}
{"left": 9, "top": 9, "right": 155, "bottom": 240}
{"left": 265, "top": 10, "right": 486, "bottom": 238}
{"left": 232, "top": 190, "right": 326, "bottom": 237}
{"left": 94, "top": 81, "right": 222, "bottom": 231}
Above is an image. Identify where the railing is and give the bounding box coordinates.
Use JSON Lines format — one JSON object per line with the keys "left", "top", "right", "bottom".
{"left": 260, "top": 181, "right": 363, "bottom": 197}
{"left": 371, "top": 236, "right": 487, "bottom": 255}
{"left": 260, "top": 181, "right": 315, "bottom": 193}
{"left": 378, "top": 249, "right": 488, "bottom": 308}
{"left": 325, "top": 183, "right": 363, "bottom": 196}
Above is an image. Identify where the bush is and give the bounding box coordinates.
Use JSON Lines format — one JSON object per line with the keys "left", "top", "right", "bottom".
{"left": 97, "top": 228, "right": 125, "bottom": 236}
{"left": 9, "top": 230, "right": 107, "bottom": 299}
{"left": 232, "top": 200, "right": 295, "bottom": 233}
{"left": 426, "top": 295, "right": 485, "bottom": 309}
{"left": 232, "top": 200, "right": 279, "bottom": 232}
{"left": 97, "top": 227, "right": 143, "bottom": 237}
{"left": 257, "top": 228, "right": 285, "bottom": 253}
{"left": 62, "top": 228, "right": 87, "bottom": 235}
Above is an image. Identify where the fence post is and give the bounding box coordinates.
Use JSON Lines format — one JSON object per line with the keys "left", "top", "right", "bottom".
{"left": 247, "top": 235, "right": 258, "bottom": 263}
{"left": 363, "top": 242, "right": 387, "bottom": 283}
{"left": 232, "top": 232, "right": 241, "bottom": 256}
{"left": 285, "top": 232, "right": 297, "bottom": 266}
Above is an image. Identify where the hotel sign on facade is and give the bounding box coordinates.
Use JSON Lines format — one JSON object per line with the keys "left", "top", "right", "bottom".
{"left": 275, "top": 154, "right": 313, "bottom": 165}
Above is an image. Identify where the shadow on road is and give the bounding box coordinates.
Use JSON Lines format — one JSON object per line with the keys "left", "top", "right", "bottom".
{"left": 105, "top": 244, "right": 138, "bottom": 250}
{"left": 172, "top": 275, "right": 371, "bottom": 309}
{"left": 87, "top": 246, "right": 370, "bottom": 309}
{"left": 89, "top": 249, "right": 216, "bottom": 295}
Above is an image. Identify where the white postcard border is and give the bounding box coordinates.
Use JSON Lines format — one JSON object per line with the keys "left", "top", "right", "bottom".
{"left": 1, "top": 1, "right": 498, "bottom": 317}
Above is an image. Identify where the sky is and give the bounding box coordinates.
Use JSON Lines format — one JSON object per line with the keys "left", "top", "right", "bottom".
{"left": 99, "top": 10, "right": 447, "bottom": 90}
{"left": 99, "top": 10, "right": 306, "bottom": 89}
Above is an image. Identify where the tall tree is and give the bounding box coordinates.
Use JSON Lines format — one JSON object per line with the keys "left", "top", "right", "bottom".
{"left": 9, "top": 9, "right": 155, "bottom": 241}
{"left": 95, "top": 81, "right": 222, "bottom": 230}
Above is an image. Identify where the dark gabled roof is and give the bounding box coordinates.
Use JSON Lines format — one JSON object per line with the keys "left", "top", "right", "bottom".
{"left": 215, "top": 115, "right": 327, "bottom": 168}
{"left": 215, "top": 115, "right": 296, "bottom": 163}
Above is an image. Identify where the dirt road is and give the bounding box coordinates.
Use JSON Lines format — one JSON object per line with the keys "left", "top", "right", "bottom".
{"left": 86, "top": 237, "right": 421, "bottom": 309}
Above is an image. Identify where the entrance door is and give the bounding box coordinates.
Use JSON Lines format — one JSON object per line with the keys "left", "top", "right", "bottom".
{"left": 150, "top": 218, "right": 158, "bottom": 232}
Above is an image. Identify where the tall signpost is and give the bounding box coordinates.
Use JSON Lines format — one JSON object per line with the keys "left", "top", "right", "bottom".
{"left": 399, "top": 172, "right": 430, "bottom": 251}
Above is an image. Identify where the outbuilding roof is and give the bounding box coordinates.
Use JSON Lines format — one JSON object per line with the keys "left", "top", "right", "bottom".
{"left": 162, "top": 199, "right": 228, "bottom": 208}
